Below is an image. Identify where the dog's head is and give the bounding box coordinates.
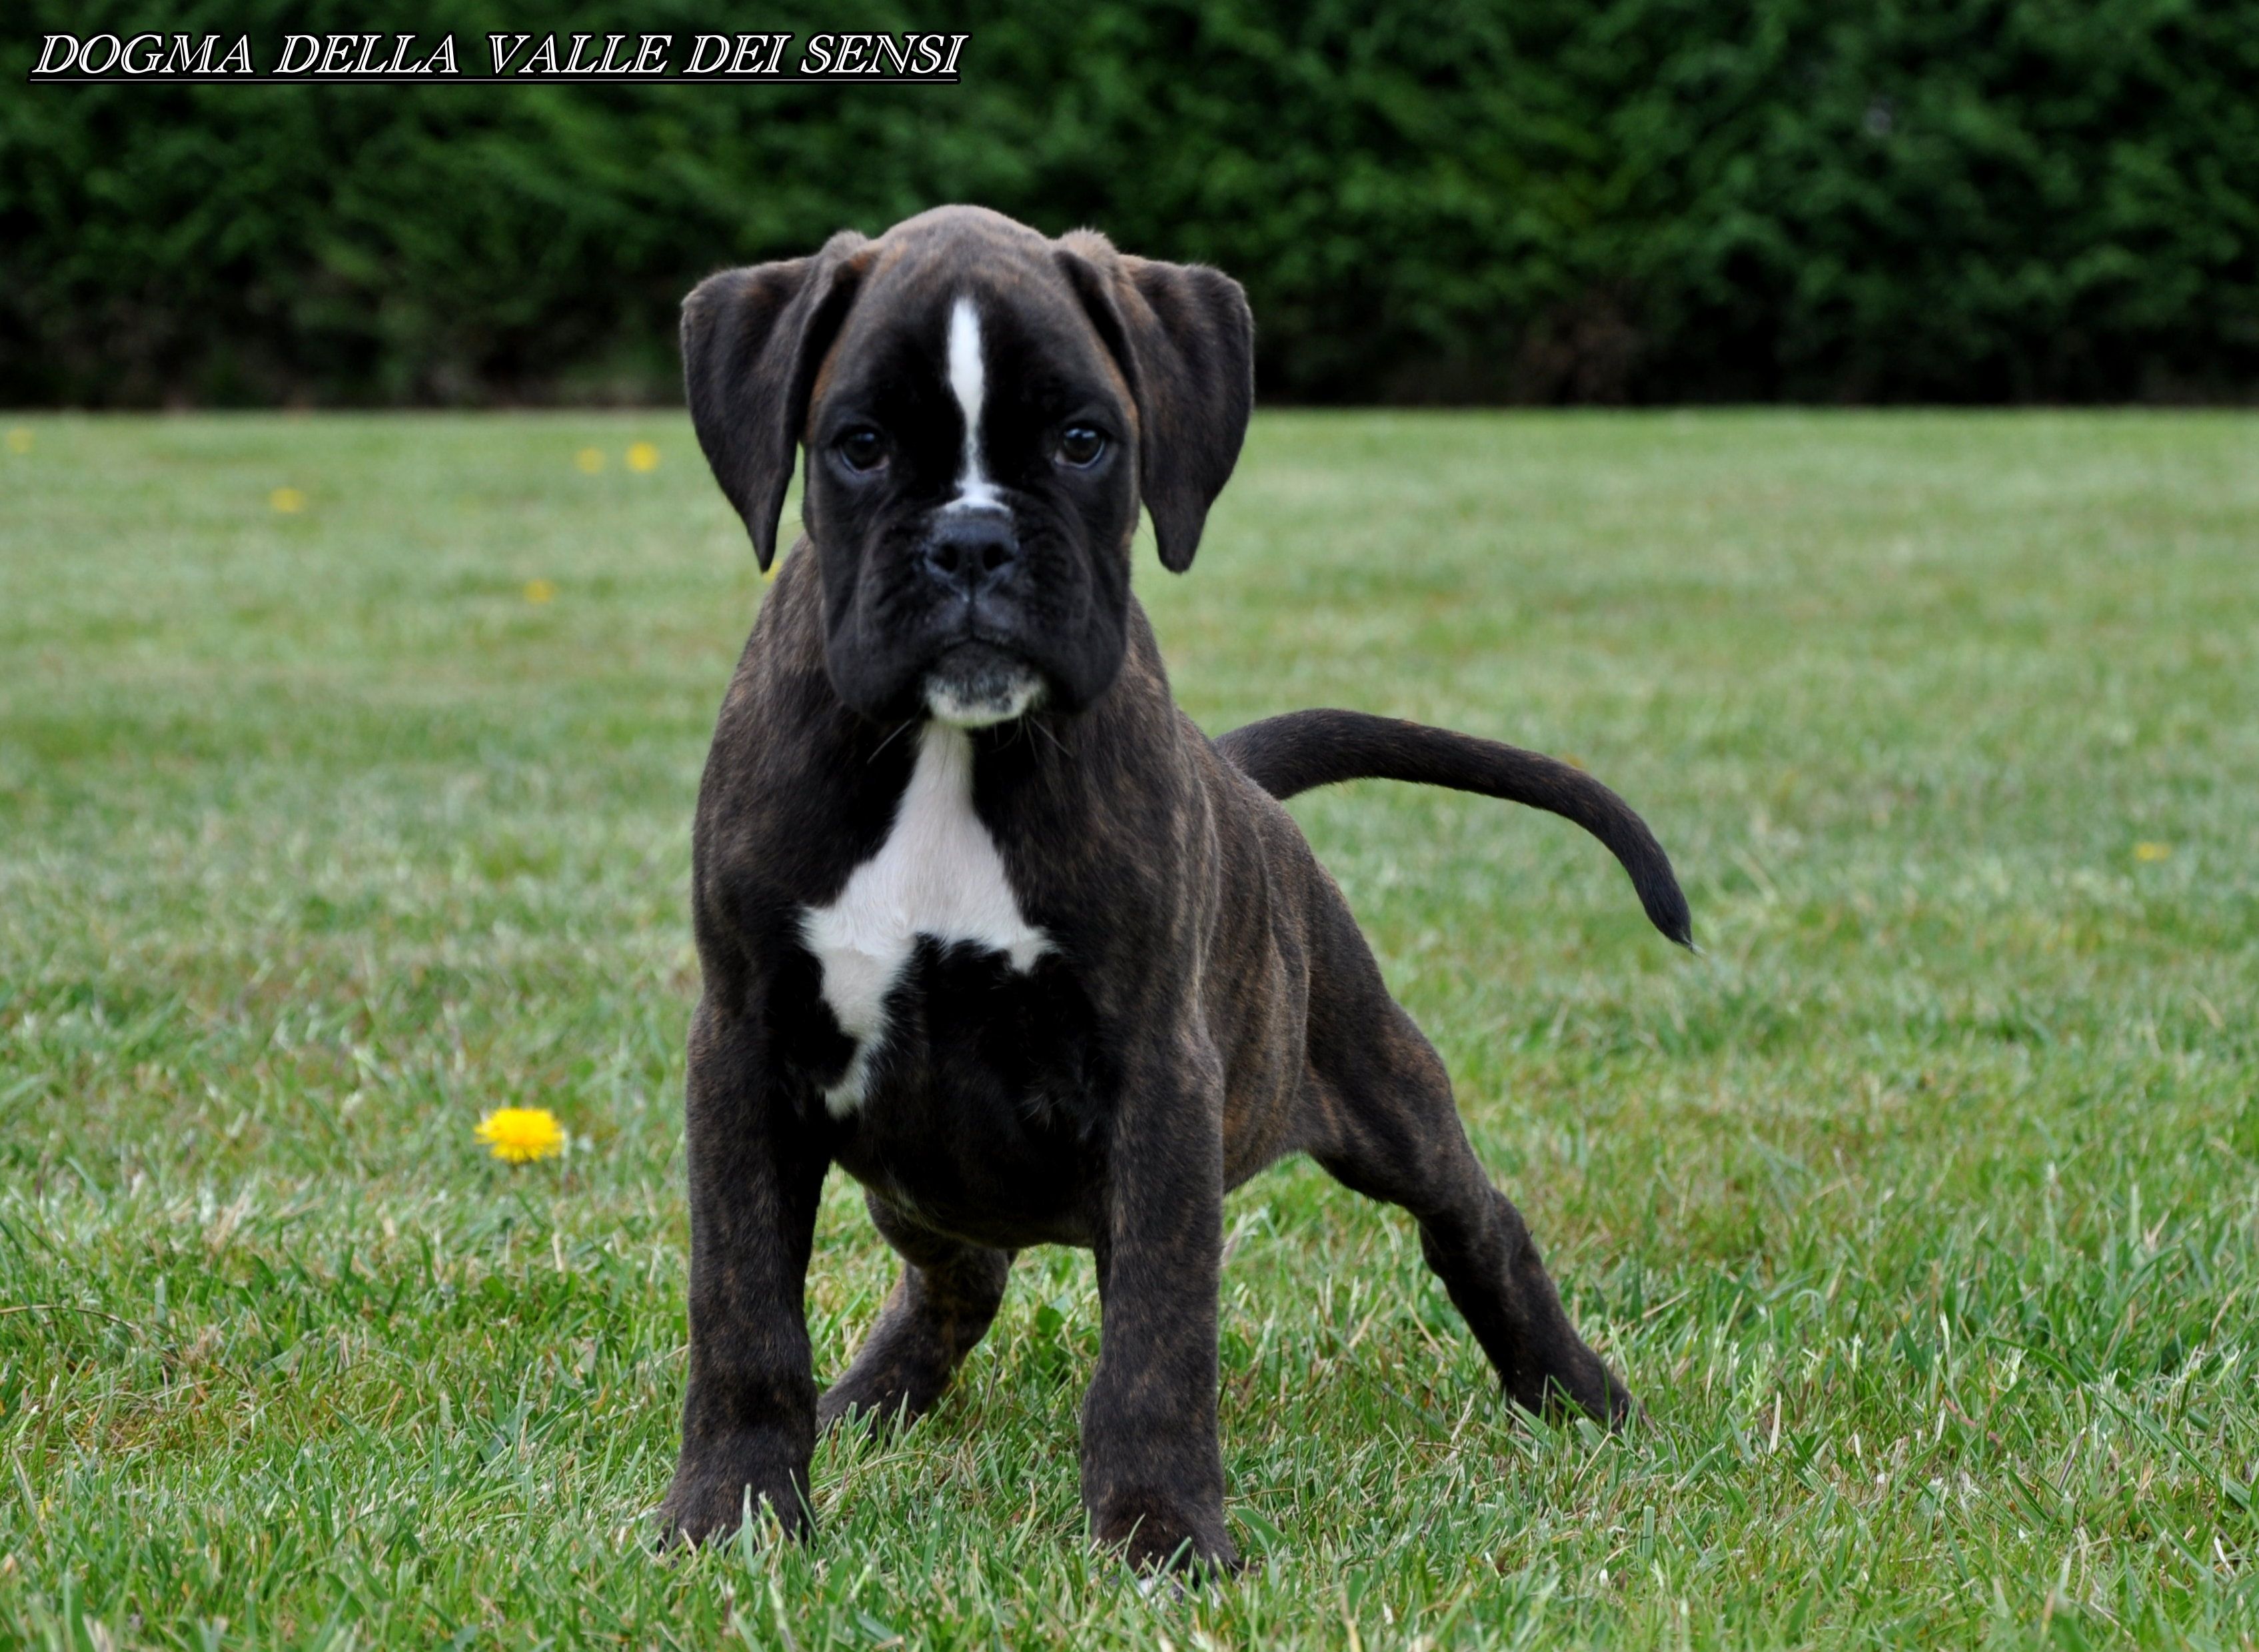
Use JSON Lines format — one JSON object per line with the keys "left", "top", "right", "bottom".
{"left": 682, "top": 206, "right": 1253, "bottom": 726}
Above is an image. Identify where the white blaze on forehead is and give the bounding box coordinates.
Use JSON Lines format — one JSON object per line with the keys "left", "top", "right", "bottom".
{"left": 946, "top": 296, "right": 1003, "bottom": 510}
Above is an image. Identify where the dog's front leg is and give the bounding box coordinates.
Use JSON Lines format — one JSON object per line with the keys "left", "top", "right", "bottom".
{"left": 1081, "top": 1035, "right": 1238, "bottom": 1573}
{"left": 660, "top": 994, "right": 830, "bottom": 1546}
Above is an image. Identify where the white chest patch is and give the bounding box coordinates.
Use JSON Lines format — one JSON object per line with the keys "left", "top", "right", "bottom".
{"left": 800, "top": 722, "right": 1049, "bottom": 1114}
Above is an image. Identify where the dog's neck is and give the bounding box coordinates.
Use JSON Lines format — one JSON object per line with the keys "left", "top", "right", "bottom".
{"left": 755, "top": 543, "right": 1187, "bottom": 854}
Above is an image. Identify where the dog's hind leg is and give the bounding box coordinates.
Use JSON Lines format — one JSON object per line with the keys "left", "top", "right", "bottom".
{"left": 1301, "top": 909, "right": 1630, "bottom": 1426}
{"left": 818, "top": 1192, "right": 1013, "bottom": 1433}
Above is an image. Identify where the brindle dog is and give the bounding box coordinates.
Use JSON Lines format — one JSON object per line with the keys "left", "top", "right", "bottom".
{"left": 660, "top": 205, "right": 1691, "bottom": 1571}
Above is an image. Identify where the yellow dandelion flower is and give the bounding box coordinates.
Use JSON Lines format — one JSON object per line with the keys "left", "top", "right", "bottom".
{"left": 523, "top": 578, "right": 557, "bottom": 604}
{"left": 269, "top": 486, "right": 307, "bottom": 513}
{"left": 2133, "top": 842, "right": 2171, "bottom": 863}
{"left": 5, "top": 426, "right": 31, "bottom": 454}
{"left": 476, "top": 1107, "right": 566, "bottom": 1164}
{"left": 574, "top": 447, "right": 605, "bottom": 474}
{"left": 626, "top": 440, "right": 660, "bottom": 472}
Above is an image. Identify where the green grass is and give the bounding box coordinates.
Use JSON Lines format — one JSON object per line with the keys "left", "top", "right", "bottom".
{"left": 2, "top": 409, "right": 2255, "bottom": 1649}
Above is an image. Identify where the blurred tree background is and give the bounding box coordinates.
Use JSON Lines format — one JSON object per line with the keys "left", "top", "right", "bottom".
{"left": 5, "top": 0, "right": 2256, "bottom": 406}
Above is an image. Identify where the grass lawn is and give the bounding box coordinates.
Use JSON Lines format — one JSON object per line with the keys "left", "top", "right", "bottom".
{"left": 2, "top": 409, "right": 2255, "bottom": 1649}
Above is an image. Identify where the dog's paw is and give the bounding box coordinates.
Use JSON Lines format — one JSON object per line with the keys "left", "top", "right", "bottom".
{"left": 1094, "top": 1489, "right": 1242, "bottom": 1578}
{"left": 816, "top": 1364, "right": 940, "bottom": 1437}
{"left": 1601, "top": 1368, "right": 1639, "bottom": 1431}
{"left": 1513, "top": 1353, "right": 1636, "bottom": 1433}
{"left": 656, "top": 1443, "right": 813, "bottom": 1551}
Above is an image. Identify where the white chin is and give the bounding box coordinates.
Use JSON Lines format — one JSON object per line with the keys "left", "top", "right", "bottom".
{"left": 924, "top": 667, "right": 1045, "bottom": 730}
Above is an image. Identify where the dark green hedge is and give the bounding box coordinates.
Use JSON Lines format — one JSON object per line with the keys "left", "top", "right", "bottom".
{"left": 6, "top": 0, "right": 2257, "bottom": 405}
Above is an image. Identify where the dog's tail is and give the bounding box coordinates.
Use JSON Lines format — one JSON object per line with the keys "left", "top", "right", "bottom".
{"left": 1216, "top": 708, "right": 1693, "bottom": 948}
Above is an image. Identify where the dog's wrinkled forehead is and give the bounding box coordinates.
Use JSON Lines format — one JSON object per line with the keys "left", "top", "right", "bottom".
{"left": 812, "top": 219, "right": 1131, "bottom": 463}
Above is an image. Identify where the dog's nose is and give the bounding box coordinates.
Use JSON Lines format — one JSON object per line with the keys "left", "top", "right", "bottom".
{"left": 923, "top": 510, "right": 1019, "bottom": 594}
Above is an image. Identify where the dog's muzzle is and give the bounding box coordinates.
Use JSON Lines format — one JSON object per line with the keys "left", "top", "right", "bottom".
{"left": 924, "top": 641, "right": 1045, "bottom": 728}
{"left": 924, "top": 505, "right": 1018, "bottom": 594}
{"left": 914, "top": 504, "right": 1045, "bottom": 728}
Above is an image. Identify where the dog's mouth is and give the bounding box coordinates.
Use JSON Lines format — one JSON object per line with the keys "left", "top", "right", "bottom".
{"left": 922, "top": 641, "right": 1046, "bottom": 729}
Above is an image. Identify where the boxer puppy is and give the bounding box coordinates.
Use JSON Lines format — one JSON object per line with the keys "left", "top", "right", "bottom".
{"left": 660, "top": 205, "right": 1690, "bottom": 1571}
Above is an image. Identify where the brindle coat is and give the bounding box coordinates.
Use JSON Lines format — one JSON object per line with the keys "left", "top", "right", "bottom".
{"left": 660, "top": 206, "right": 1689, "bottom": 1571}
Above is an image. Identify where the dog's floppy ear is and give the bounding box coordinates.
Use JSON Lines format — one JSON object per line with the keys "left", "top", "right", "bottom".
{"left": 1056, "top": 233, "right": 1253, "bottom": 573}
{"left": 681, "top": 230, "right": 871, "bottom": 570}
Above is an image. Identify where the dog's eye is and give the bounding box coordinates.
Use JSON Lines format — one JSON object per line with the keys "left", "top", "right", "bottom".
{"left": 1056, "top": 425, "right": 1107, "bottom": 468}
{"left": 835, "top": 428, "right": 888, "bottom": 473}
